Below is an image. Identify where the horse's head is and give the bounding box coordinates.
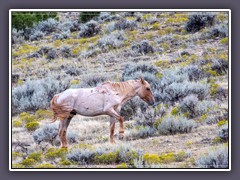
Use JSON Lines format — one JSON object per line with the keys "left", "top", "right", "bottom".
{"left": 136, "top": 78, "right": 155, "bottom": 106}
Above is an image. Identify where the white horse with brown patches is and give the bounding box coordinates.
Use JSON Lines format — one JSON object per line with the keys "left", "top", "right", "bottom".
{"left": 50, "top": 78, "right": 155, "bottom": 148}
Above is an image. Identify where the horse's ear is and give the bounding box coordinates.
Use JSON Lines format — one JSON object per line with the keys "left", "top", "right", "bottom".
{"left": 140, "top": 77, "right": 145, "bottom": 84}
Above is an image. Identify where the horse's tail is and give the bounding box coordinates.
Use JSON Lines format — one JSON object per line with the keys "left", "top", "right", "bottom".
{"left": 50, "top": 94, "right": 72, "bottom": 123}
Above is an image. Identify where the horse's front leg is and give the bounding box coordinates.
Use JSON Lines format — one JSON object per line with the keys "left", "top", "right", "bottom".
{"left": 110, "top": 116, "right": 116, "bottom": 143}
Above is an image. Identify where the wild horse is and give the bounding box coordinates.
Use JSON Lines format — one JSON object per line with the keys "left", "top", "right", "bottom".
{"left": 50, "top": 78, "right": 155, "bottom": 148}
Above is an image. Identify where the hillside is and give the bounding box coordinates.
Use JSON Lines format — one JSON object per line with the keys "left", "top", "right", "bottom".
{"left": 11, "top": 11, "right": 229, "bottom": 169}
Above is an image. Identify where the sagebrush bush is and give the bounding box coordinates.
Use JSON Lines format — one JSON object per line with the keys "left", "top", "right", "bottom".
{"left": 201, "top": 24, "right": 228, "bottom": 39}
{"left": 179, "top": 94, "right": 198, "bottom": 118}
{"left": 60, "top": 46, "right": 73, "bottom": 58}
{"left": 211, "top": 59, "right": 228, "bottom": 75}
{"left": 79, "top": 48, "right": 101, "bottom": 59}
{"left": 29, "top": 30, "right": 45, "bottom": 41}
{"left": 67, "top": 145, "right": 139, "bottom": 165}
{"left": 107, "top": 18, "right": 137, "bottom": 33}
{"left": 98, "top": 31, "right": 125, "bottom": 52}
{"left": 12, "top": 28, "right": 24, "bottom": 44}
{"left": 180, "top": 95, "right": 215, "bottom": 118}
{"left": 34, "top": 18, "right": 59, "bottom": 35}
{"left": 78, "top": 74, "right": 109, "bottom": 88}
{"left": 33, "top": 123, "right": 78, "bottom": 145}
{"left": 12, "top": 75, "right": 70, "bottom": 115}
{"left": 126, "top": 125, "right": 156, "bottom": 140}
{"left": 162, "top": 81, "right": 209, "bottom": 103}
{"left": 196, "top": 145, "right": 228, "bottom": 168}
{"left": 52, "top": 31, "right": 70, "bottom": 41}
{"left": 218, "top": 123, "right": 228, "bottom": 142}
{"left": 78, "top": 20, "right": 100, "bottom": 38}
{"left": 131, "top": 40, "right": 155, "bottom": 55}
{"left": 157, "top": 115, "right": 196, "bottom": 135}
{"left": 33, "top": 123, "right": 58, "bottom": 145}
{"left": 98, "top": 12, "right": 116, "bottom": 22}
{"left": 185, "top": 12, "right": 215, "bottom": 32}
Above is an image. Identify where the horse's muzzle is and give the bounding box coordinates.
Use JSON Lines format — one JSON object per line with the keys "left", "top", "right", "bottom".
{"left": 148, "top": 100, "right": 155, "bottom": 106}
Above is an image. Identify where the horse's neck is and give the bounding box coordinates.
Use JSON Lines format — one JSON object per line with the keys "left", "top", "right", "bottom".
{"left": 120, "top": 81, "right": 140, "bottom": 103}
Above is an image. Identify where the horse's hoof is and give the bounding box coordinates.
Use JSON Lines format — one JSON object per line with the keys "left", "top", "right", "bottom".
{"left": 110, "top": 140, "right": 115, "bottom": 144}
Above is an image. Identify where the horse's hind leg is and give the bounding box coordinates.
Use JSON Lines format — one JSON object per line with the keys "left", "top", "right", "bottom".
{"left": 110, "top": 117, "right": 116, "bottom": 143}
{"left": 58, "top": 114, "right": 74, "bottom": 148}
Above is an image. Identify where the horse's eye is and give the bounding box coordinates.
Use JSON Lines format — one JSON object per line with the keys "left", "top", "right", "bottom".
{"left": 146, "top": 88, "right": 150, "bottom": 91}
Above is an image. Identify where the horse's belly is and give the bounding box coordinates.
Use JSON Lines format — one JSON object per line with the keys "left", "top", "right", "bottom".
{"left": 74, "top": 94, "right": 105, "bottom": 116}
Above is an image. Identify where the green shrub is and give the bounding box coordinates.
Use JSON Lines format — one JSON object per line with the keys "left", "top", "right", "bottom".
{"left": 80, "top": 12, "right": 100, "bottom": 23}
{"left": 12, "top": 163, "right": 25, "bottom": 168}
{"left": 143, "top": 153, "right": 161, "bottom": 164}
{"left": 12, "top": 12, "right": 58, "bottom": 30}
{"left": 218, "top": 120, "right": 228, "bottom": 127}
{"left": 25, "top": 121, "right": 40, "bottom": 131}
{"left": 13, "top": 120, "right": 22, "bottom": 127}
{"left": 28, "top": 152, "right": 42, "bottom": 162}
{"left": 21, "top": 158, "right": 37, "bottom": 166}
{"left": 116, "top": 163, "right": 128, "bottom": 168}
{"left": 35, "top": 109, "right": 53, "bottom": 119}
{"left": 220, "top": 37, "right": 228, "bottom": 44}
{"left": 59, "top": 159, "right": 71, "bottom": 166}
{"left": 19, "top": 112, "right": 35, "bottom": 123}
{"left": 152, "top": 22, "right": 160, "bottom": 30}
{"left": 175, "top": 151, "right": 186, "bottom": 162}
{"left": 45, "top": 148, "right": 68, "bottom": 160}
{"left": 171, "top": 106, "right": 180, "bottom": 116}
{"left": 36, "top": 163, "right": 55, "bottom": 168}
{"left": 95, "top": 152, "right": 118, "bottom": 164}
{"left": 159, "top": 152, "right": 176, "bottom": 163}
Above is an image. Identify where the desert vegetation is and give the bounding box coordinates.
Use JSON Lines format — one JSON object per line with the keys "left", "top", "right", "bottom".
{"left": 11, "top": 11, "right": 229, "bottom": 169}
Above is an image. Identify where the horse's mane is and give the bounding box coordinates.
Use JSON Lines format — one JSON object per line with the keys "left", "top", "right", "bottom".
{"left": 101, "top": 80, "right": 135, "bottom": 95}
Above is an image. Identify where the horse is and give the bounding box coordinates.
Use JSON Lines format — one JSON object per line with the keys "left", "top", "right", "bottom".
{"left": 50, "top": 78, "right": 155, "bottom": 148}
